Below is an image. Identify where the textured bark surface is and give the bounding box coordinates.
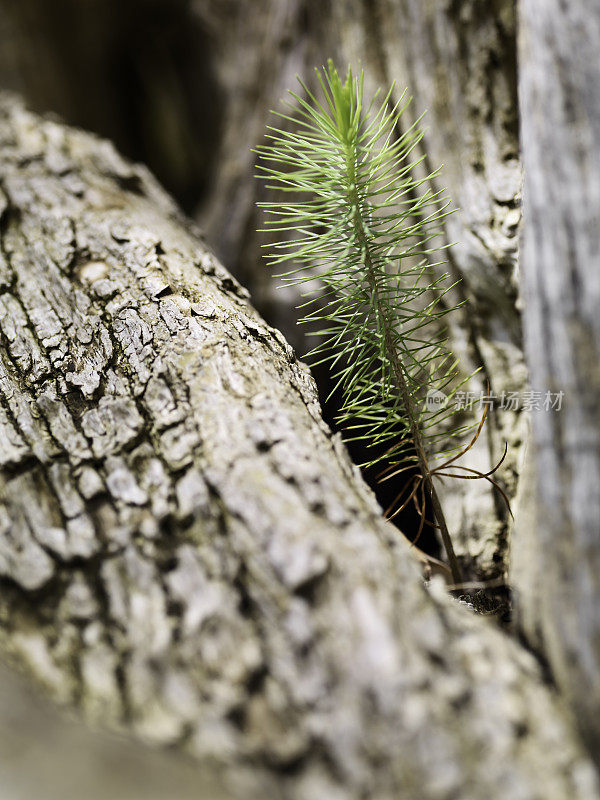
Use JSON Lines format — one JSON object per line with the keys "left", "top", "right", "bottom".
{"left": 515, "top": 0, "right": 600, "bottom": 753}
{"left": 0, "top": 0, "right": 526, "bottom": 579}
{"left": 0, "top": 95, "right": 597, "bottom": 799}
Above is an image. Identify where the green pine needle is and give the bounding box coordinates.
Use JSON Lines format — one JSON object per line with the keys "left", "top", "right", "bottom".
{"left": 255, "top": 61, "right": 468, "bottom": 583}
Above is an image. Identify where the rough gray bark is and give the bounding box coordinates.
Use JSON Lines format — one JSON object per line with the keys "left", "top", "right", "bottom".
{"left": 515, "top": 0, "right": 600, "bottom": 754}
{"left": 0, "top": 95, "right": 597, "bottom": 800}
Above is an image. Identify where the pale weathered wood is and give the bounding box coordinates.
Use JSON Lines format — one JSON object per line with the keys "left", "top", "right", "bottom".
{"left": 0, "top": 94, "right": 597, "bottom": 799}
{"left": 515, "top": 0, "right": 600, "bottom": 753}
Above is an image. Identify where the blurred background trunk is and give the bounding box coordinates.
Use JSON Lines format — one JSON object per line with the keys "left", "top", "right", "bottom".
{"left": 515, "top": 0, "right": 600, "bottom": 758}
{"left": 0, "top": 0, "right": 525, "bottom": 582}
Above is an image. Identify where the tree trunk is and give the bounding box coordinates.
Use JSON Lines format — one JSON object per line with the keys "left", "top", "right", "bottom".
{"left": 514, "top": 0, "right": 600, "bottom": 756}
{"left": 0, "top": 94, "right": 597, "bottom": 800}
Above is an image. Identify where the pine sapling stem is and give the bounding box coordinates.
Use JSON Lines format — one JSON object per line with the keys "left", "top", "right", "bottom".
{"left": 258, "top": 62, "right": 469, "bottom": 587}
{"left": 344, "top": 144, "right": 463, "bottom": 585}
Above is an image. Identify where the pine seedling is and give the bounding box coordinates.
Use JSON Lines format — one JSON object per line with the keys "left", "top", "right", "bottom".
{"left": 255, "top": 62, "right": 479, "bottom": 584}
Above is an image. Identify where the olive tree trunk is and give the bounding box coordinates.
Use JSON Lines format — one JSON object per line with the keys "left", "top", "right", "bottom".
{"left": 0, "top": 94, "right": 597, "bottom": 799}
{"left": 513, "top": 0, "right": 600, "bottom": 756}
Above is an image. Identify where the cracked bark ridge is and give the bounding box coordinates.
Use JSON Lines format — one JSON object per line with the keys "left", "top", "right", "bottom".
{"left": 516, "top": 0, "right": 600, "bottom": 756}
{"left": 0, "top": 95, "right": 597, "bottom": 799}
